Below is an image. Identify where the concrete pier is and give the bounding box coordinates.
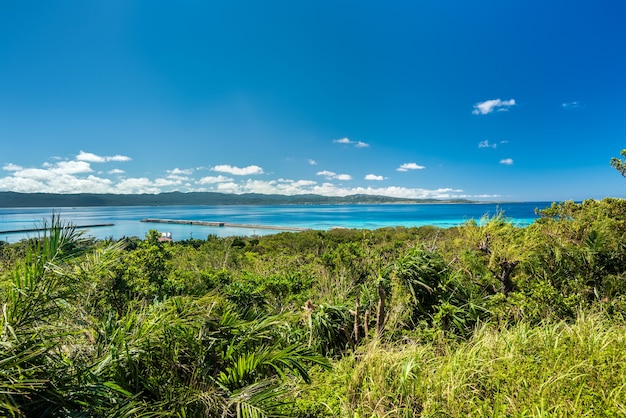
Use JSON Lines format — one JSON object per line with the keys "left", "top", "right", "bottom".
{"left": 141, "top": 218, "right": 309, "bottom": 232}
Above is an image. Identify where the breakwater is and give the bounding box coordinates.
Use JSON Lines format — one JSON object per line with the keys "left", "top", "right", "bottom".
{"left": 141, "top": 218, "right": 309, "bottom": 232}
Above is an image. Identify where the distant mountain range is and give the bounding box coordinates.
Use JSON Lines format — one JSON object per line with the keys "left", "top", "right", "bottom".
{"left": 0, "top": 191, "right": 474, "bottom": 207}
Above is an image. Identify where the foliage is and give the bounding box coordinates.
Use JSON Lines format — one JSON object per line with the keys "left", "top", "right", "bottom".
{"left": 0, "top": 220, "right": 329, "bottom": 417}
{"left": 611, "top": 148, "right": 626, "bottom": 178}
{"left": 2, "top": 198, "right": 626, "bottom": 416}
{"left": 295, "top": 311, "right": 626, "bottom": 417}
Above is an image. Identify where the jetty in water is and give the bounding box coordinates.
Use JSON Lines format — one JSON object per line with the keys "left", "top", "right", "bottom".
{"left": 141, "top": 218, "right": 310, "bottom": 232}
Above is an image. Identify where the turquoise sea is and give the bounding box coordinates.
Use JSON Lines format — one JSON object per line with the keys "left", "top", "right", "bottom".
{"left": 0, "top": 202, "right": 552, "bottom": 243}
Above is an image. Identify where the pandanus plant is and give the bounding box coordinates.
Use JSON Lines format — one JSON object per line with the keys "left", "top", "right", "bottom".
{"left": 1, "top": 215, "right": 330, "bottom": 417}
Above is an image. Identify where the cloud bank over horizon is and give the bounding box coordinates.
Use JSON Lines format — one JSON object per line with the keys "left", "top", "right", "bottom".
{"left": 0, "top": 151, "right": 497, "bottom": 200}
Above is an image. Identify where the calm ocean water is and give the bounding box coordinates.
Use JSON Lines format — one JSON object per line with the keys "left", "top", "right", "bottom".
{"left": 0, "top": 202, "right": 551, "bottom": 243}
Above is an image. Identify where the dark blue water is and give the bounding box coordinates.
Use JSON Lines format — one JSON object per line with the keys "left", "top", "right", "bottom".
{"left": 0, "top": 202, "right": 551, "bottom": 243}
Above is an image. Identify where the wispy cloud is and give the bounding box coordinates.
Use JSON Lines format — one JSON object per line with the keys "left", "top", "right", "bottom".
{"left": 316, "top": 170, "right": 353, "bottom": 181}
{"left": 308, "top": 159, "right": 317, "bottom": 165}
{"left": 333, "top": 137, "right": 370, "bottom": 148}
{"left": 478, "top": 140, "right": 508, "bottom": 149}
{"left": 397, "top": 163, "right": 425, "bottom": 172}
{"left": 472, "top": 99, "right": 516, "bottom": 115}
{"left": 561, "top": 101, "right": 581, "bottom": 109}
{"left": 77, "top": 151, "right": 131, "bottom": 163}
{"left": 212, "top": 164, "right": 264, "bottom": 175}
{"left": 365, "top": 174, "right": 385, "bottom": 181}
{"left": 500, "top": 158, "right": 514, "bottom": 165}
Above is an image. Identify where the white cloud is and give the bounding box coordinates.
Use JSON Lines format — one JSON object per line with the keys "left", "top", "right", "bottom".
{"left": 305, "top": 185, "right": 465, "bottom": 199}
{"left": 108, "top": 154, "right": 132, "bottom": 162}
{"left": 154, "top": 177, "right": 185, "bottom": 187}
{"left": 472, "top": 99, "right": 516, "bottom": 115}
{"left": 197, "top": 175, "right": 233, "bottom": 184}
{"left": 167, "top": 168, "right": 193, "bottom": 175}
{"left": 397, "top": 163, "right": 426, "bottom": 172}
{"left": 76, "top": 151, "right": 105, "bottom": 163}
{"left": 308, "top": 159, "right": 317, "bottom": 165}
{"left": 12, "top": 161, "right": 93, "bottom": 181}
{"left": 115, "top": 177, "right": 161, "bottom": 194}
{"left": 54, "top": 161, "right": 93, "bottom": 175}
{"left": 164, "top": 174, "right": 189, "bottom": 183}
{"left": 0, "top": 169, "right": 114, "bottom": 194}
{"left": 0, "top": 152, "right": 497, "bottom": 199}
{"left": 212, "top": 164, "right": 264, "bottom": 175}
{"left": 12, "top": 168, "right": 55, "bottom": 181}
{"left": 198, "top": 177, "right": 468, "bottom": 200}
{"left": 3, "top": 163, "right": 23, "bottom": 171}
{"left": 334, "top": 138, "right": 351, "bottom": 144}
{"left": 561, "top": 101, "right": 581, "bottom": 109}
{"left": 0, "top": 156, "right": 140, "bottom": 194}
{"left": 479, "top": 140, "right": 509, "bottom": 149}
{"left": 77, "top": 151, "right": 131, "bottom": 163}
{"left": 288, "top": 179, "right": 317, "bottom": 187}
{"left": 216, "top": 182, "right": 241, "bottom": 193}
{"left": 500, "top": 158, "right": 514, "bottom": 165}
{"left": 316, "top": 170, "right": 352, "bottom": 181}
{"left": 316, "top": 170, "right": 336, "bottom": 179}
{"left": 333, "top": 137, "right": 370, "bottom": 148}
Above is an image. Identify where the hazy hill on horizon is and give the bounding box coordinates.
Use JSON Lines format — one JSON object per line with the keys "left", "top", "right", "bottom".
{"left": 0, "top": 191, "right": 474, "bottom": 208}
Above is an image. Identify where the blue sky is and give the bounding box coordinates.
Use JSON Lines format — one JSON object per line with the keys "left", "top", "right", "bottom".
{"left": 1, "top": 1, "right": 625, "bottom": 202}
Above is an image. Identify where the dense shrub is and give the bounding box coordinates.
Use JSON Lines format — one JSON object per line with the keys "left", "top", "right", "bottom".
{"left": 2, "top": 198, "right": 626, "bottom": 416}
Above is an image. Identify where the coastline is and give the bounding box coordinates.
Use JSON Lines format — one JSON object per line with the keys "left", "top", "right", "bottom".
{"left": 0, "top": 202, "right": 544, "bottom": 244}
{"left": 0, "top": 191, "right": 481, "bottom": 208}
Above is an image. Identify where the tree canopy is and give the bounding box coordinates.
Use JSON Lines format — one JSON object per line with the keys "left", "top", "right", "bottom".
{"left": 611, "top": 148, "right": 626, "bottom": 178}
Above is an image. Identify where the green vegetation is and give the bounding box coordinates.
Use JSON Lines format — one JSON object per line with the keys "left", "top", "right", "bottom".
{"left": 1, "top": 198, "right": 626, "bottom": 416}
{"left": 611, "top": 149, "right": 626, "bottom": 179}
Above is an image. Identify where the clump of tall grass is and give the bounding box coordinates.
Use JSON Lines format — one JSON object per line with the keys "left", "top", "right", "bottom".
{"left": 295, "top": 310, "right": 626, "bottom": 417}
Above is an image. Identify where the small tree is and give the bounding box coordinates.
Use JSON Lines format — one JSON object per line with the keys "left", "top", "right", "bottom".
{"left": 610, "top": 149, "right": 626, "bottom": 178}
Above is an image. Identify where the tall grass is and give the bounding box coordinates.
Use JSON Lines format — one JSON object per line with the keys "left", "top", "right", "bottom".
{"left": 296, "top": 310, "right": 626, "bottom": 417}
